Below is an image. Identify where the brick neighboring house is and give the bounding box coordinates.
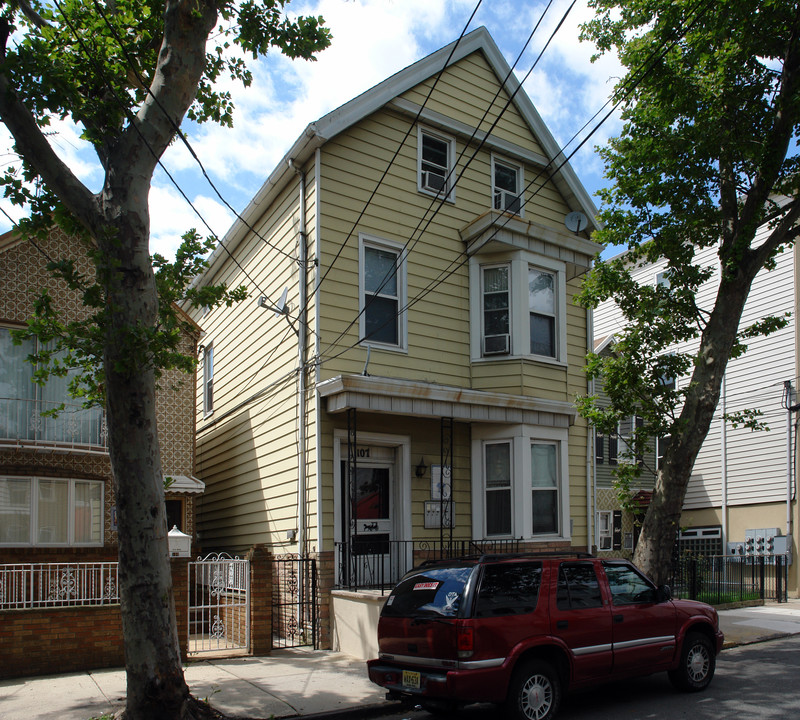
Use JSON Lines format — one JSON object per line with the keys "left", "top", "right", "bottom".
{"left": 0, "top": 225, "right": 205, "bottom": 677}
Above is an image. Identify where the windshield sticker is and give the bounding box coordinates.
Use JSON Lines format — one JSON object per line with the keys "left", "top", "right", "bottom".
{"left": 386, "top": 596, "right": 395, "bottom": 605}
{"left": 413, "top": 582, "right": 440, "bottom": 591}
{"left": 444, "top": 591, "right": 459, "bottom": 612}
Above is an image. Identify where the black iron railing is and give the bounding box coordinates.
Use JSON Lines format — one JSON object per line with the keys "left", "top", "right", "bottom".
{"left": 334, "top": 538, "right": 521, "bottom": 592}
{"left": 669, "top": 553, "right": 789, "bottom": 604}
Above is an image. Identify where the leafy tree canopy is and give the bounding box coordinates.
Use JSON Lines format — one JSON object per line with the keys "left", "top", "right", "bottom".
{"left": 577, "top": 0, "right": 800, "bottom": 580}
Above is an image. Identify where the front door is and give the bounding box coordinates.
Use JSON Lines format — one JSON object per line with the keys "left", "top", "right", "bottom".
{"left": 342, "top": 453, "right": 398, "bottom": 586}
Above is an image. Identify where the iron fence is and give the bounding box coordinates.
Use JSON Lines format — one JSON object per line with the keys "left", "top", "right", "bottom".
{"left": 669, "top": 553, "right": 789, "bottom": 604}
{"left": 188, "top": 553, "right": 250, "bottom": 655}
{"left": 272, "top": 554, "right": 318, "bottom": 649}
{"left": 335, "top": 538, "right": 521, "bottom": 592}
{"left": 0, "top": 397, "right": 106, "bottom": 450}
{"left": 0, "top": 562, "right": 119, "bottom": 610}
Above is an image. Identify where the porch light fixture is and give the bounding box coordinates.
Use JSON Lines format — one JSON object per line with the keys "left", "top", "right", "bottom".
{"left": 415, "top": 457, "right": 427, "bottom": 478}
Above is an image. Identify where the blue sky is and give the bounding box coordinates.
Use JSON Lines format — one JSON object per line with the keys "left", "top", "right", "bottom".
{"left": 0, "top": 0, "right": 625, "bottom": 259}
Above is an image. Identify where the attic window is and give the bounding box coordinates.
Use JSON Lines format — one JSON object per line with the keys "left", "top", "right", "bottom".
{"left": 418, "top": 127, "right": 455, "bottom": 202}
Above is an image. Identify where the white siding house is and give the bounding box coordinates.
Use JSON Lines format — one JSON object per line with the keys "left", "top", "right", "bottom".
{"left": 593, "top": 228, "right": 798, "bottom": 588}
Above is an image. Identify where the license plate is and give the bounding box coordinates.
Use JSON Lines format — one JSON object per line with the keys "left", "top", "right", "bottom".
{"left": 402, "top": 670, "right": 421, "bottom": 689}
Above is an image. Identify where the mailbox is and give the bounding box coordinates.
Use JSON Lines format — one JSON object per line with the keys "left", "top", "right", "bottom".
{"left": 167, "top": 526, "right": 192, "bottom": 558}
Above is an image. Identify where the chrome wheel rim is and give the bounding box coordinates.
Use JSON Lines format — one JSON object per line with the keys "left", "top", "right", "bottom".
{"left": 687, "top": 643, "right": 710, "bottom": 683}
{"left": 520, "top": 673, "right": 553, "bottom": 720}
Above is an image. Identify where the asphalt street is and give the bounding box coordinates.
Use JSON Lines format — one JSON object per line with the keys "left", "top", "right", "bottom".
{"left": 377, "top": 634, "right": 800, "bottom": 720}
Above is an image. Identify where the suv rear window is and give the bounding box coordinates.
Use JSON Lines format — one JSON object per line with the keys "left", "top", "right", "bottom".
{"left": 382, "top": 565, "right": 474, "bottom": 618}
{"left": 475, "top": 562, "right": 542, "bottom": 617}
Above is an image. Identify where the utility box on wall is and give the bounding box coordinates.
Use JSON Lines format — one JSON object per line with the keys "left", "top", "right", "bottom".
{"left": 728, "top": 528, "right": 792, "bottom": 565}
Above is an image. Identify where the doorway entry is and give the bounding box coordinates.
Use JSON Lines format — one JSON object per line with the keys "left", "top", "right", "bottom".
{"left": 335, "top": 434, "right": 411, "bottom": 589}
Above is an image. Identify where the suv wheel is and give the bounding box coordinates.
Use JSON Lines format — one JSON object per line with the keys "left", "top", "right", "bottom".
{"left": 506, "top": 659, "right": 562, "bottom": 720}
{"left": 668, "top": 632, "right": 715, "bottom": 692}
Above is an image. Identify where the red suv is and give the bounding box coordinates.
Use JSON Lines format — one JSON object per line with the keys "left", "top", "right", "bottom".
{"left": 367, "top": 553, "right": 723, "bottom": 719}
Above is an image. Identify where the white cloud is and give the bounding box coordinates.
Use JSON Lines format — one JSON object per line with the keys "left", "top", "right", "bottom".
{"left": 1, "top": 0, "right": 624, "bottom": 256}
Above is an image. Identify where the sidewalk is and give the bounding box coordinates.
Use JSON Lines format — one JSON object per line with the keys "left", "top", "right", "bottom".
{"left": 0, "top": 648, "right": 391, "bottom": 720}
{"left": 4, "top": 600, "right": 800, "bottom": 720}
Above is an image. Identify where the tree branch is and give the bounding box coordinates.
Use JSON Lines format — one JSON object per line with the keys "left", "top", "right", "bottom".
{"left": 115, "top": 0, "right": 217, "bottom": 176}
{"left": 0, "top": 71, "right": 98, "bottom": 230}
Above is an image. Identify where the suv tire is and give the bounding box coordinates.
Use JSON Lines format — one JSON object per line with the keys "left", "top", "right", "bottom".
{"left": 506, "top": 659, "right": 562, "bottom": 720}
{"left": 668, "top": 632, "right": 715, "bottom": 692}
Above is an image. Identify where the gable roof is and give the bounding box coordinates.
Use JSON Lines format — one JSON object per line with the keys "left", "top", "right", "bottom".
{"left": 200, "top": 26, "right": 599, "bottom": 284}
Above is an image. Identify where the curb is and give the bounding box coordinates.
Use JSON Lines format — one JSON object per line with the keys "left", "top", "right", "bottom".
{"left": 276, "top": 701, "right": 403, "bottom": 720}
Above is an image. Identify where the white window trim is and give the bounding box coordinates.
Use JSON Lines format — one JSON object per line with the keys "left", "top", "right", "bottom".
{"left": 0, "top": 476, "right": 104, "bottom": 547}
{"left": 358, "top": 233, "right": 408, "bottom": 352}
{"left": 470, "top": 251, "right": 567, "bottom": 364}
{"left": 471, "top": 424, "right": 570, "bottom": 541}
{"left": 202, "top": 341, "right": 214, "bottom": 418}
{"left": 597, "top": 510, "right": 613, "bottom": 550}
{"left": 491, "top": 155, "right": 524, "bottom": 217}
{"left": 417, "top": 125, "right": 456, "bottom": 203}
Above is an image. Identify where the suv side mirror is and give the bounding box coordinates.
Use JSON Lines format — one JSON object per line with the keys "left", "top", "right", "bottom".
{"left": 656, "top": 584, "right": 672, "bottom": 602}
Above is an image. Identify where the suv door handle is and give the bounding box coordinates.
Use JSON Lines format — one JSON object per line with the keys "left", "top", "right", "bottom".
{"left": 613, "top": 614, "right": 624, "bottom": 623}
{"left": 556, "top": 620, "right": 568, "bottom": 629}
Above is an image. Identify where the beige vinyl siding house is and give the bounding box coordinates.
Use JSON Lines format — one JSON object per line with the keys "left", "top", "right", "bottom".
{"left": 188, "top": 27, "right": 602, "bottom": 653}
{"left": 592, "top": 227, "right": 799, "bottom": 591}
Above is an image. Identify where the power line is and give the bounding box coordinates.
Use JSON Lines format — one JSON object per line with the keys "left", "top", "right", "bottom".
{"left": 317, "top": 0, "right": 716, "bottom": 367}
{"left": 39, "top": 0, "right": 292, "bottom": 319}
{"left": 318, "top": 0, "right": 570, "bottom": 359}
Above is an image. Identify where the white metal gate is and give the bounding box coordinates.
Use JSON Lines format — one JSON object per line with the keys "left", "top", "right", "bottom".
{"left": 188, "top": 553, "right": 249, "bottom": 655}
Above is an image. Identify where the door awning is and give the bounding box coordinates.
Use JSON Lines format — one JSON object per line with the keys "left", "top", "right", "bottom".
{"left": 318, "top": 375, "right": 576, "bottom": 427}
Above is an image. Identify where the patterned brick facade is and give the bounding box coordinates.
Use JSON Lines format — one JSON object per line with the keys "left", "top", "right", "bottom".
{"left": 0, "top": 226, "right": 201, "bottom": 561}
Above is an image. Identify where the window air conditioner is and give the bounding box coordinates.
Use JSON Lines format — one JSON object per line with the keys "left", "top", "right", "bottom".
{"left": 494, "top": 190, "right": 522, "bottom": 214}
{"left": 599, "top": 536, "right": 612, "bottom": 550}
{"left": 422, "top": 171, "right": 446, "bottom": 192}
{"left": 484, "top": 333, "right": 510, "bottom": 355}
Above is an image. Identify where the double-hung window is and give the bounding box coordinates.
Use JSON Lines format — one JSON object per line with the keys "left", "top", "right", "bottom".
{"left": 528, "top": 267, "right": 556, "bottom": 357}
{"left": 203, "top": 344, "right": 214, "bottom": 416}
{"left": 597, "top": 510, "right": 613, "bottom": 550}
{"left": 482, "top": 265, "right": 510, "bottom": 355}
{"left": 473, "top": 426, "right": 568, "bottom": 540}
{"left": 472, "top": 255, "right": 565, "bottom": 362}
{"left": 418, "top": 127, "right": 455, "bottom": 201}
{"left": 492, "top": 157, "right": 523, "bottom": 215}
{"left": 0, "top": 326, "right": 103, "bottom": 447}
{"left": 531, "top": 442, "right": 558, "bottom": 534}
{"left": 484, "top": 441, "right": 512, "bottom": 536}
{"left": 360, "top": 235, "right": 406, "bottom": 350}
{"left": 0, "top": 476, "right": 103, "bottom": 546}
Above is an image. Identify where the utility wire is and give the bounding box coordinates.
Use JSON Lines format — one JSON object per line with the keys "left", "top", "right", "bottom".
{"left": 317, "top": 0, "right": 716, "bottom": 367}
{"left": 319, "top": 0, "right": 569, "bottom": 358}
{"left": 43, "top": 0, "right": 291, "bottom": 318}
{"left": 89, "top": 0, "right": 302, "bottom": 266}
{"left": 310, "top": 0, "right": 486, "bottom": 300}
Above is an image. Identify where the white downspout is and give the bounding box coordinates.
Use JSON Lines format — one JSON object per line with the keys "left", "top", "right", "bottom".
{"left": 290, "top": 159, "right": 308, "bottom": 556}
{"left": 720, "top": 376, "right": 728, "bottom": 550}
{"left": 587, "top": 306, "right": 595, "bottom": 553}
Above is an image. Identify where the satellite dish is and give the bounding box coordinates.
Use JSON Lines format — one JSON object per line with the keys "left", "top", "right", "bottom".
{"left": 565, "top": 211, "right": 589, "bottom": 234}
{"left": 274, "top": 287, "right": 289, "bottom": 316}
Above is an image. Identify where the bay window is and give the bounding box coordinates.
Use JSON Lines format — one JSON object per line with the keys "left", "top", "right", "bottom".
{"left": 472, "top": 425, "right": 569, "bottom": 540}
{"left": 471, "top": 254, "right": 565, "bottom": 362}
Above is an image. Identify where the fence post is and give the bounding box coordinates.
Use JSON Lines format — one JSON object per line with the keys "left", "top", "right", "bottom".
{"left": 759, "top": 556, "right": 765, "bottom": 600}
{"left": 248, "top": 544, "right": 272, "bottom": 656}
{"left": 689, "top": 556, "right": 699, "bottom": 600}
{"left": 776, "top": 555, "right": 784, "bottom": 603}
{"left": 170, "top": 557, "right": 189, "bottom": 661}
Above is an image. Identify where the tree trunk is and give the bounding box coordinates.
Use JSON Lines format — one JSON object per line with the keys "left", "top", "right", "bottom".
{"left": 98, "top": 195, "right": 191, "bottom": 719}
{"left": 633, "top": 262, "right": 758, "bottom": 585}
